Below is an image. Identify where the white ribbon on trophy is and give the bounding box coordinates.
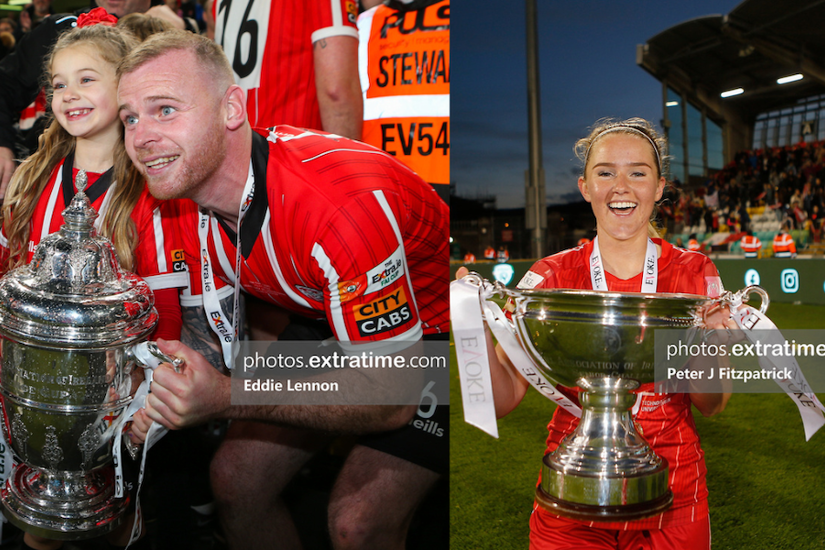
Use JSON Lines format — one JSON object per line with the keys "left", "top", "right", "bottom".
{"left": 451, "top": 276, "right": 581, "bottom": 438}
{"left": 111, "top": 343, "right": 184, "bottom": 548}
{"left": 727, "top": 297, "right": 825, "bottom": 441}
{"left": 451, "top": 278, "right": 499, "bottom": 438}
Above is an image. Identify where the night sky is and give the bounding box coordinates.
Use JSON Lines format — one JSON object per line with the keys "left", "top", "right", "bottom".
{"left": 451, "top": 0, "right": 742, "bottom": 208}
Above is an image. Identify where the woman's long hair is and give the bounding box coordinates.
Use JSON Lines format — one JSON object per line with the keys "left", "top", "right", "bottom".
{"left": 3, "top": 24, "right": 143, "bottom": 272}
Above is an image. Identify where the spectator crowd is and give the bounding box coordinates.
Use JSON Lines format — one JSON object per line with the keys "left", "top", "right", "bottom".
{"left": 658, "top": 140, "right": 825, "bottom": 253}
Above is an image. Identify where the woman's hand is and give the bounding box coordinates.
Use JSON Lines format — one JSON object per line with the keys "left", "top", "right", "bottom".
{"left": 689, "top": 301, "right": 738, "bottom": 416}
{"left": 453, "top": 265, "right": 529, "bottom": 417}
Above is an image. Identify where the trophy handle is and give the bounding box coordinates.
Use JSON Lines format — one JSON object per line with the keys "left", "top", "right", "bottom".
{"left": 129, "top": 341, "right": 184, "bottom": 375}
{"left": 716, "top": 285, "right": 769, "bottom": 313}
{"left": 735, "top": 285, "right": 770, "bottom": 314}
{"left": 119, "top": 342, "right": 183, "bottom": 461}
{"left": 701, "top": 285, "right": 769, "bottom": 328}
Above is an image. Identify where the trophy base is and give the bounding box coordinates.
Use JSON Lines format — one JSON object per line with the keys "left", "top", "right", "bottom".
{"left": 535, "top": 485, "right": 674, "bottom": 522}
{"left": 537, "top": 451, "right": 673, "bottom": 522}
{"left": 1, "top": 464, "right": 129, "bottom": 540}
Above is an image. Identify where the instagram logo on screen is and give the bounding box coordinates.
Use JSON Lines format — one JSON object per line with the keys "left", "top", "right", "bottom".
{"left": 780, "top": 268, "right": 799, "bottom": 293}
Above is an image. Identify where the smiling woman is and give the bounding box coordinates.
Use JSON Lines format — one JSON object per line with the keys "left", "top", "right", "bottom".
{"left": 454, "top": 117, "right": 739, "bottom": 550}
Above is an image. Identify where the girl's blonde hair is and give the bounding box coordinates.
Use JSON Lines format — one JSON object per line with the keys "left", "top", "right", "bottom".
{"left": 574, "top": 117, "right": 669, "bottom": 178}
{"left": 3, "top": 24, "right": 143, "bottom": 272}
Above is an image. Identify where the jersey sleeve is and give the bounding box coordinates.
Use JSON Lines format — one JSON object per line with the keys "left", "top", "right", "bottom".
{"left": 167, "top": 198, "right": 233, "bottom": 308}
{"left": 702, "top": 259, "right": 724, "bottom": 298}
{"left": 309, "top": 191, "right": 421, "bottom": 349}
{"left": 131, "top": 195, "right": 189, "bottom": 292}
{"left": 130, "top": 196, "right": 189, "bottom": 341}
{"left": 310, "top": 0, "right": 359, "bottom": 43}
{"left": 0, "top": 224, "right": 9, "bottom": 275}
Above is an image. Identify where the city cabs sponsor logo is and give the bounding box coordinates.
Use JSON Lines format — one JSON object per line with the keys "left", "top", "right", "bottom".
{"left": 353, "top": 288, "right": 412, "bottom": 337}
{"left": 172, "top": 249, "right": 186, "bottom": 272}
{"left": 345, "top": 0, "right": 357, "bottom": 24}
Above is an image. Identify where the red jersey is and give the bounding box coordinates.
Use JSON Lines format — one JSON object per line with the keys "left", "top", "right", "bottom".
{"left": 0, "top": 157, "right": 188, "bottom": 338}
{"left": 519, "top": 239, "right": 723, "bottom": 530}
{"left": 214, "top": 0, "right": 358, "bottom": 129}
{"left": 178, "top": 126, "right": 449, "bottom": 345}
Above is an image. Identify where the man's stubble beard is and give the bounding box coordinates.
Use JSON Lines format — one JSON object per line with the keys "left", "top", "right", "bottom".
{"left": 147, "top": 127, "right": 227, "bottom": 202}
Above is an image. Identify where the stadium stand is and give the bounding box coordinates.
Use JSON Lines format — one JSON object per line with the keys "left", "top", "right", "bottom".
{"left": 661, "top": 139, "right": 824, "bottom": 256}
{"left": 636, "top": 0, "right": 825, "bottom": 258}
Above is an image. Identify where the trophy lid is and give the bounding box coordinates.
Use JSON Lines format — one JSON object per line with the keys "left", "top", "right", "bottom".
{"left": 0, "top": 174, "right": 158, "bottom": 348}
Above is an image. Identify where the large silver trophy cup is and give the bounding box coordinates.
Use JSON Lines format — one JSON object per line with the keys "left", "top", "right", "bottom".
{"left": 470, "top": 274, "right": 767, "bottom": 522}
{"left": 0, "top": 183, "right": 171, "bottom": 539}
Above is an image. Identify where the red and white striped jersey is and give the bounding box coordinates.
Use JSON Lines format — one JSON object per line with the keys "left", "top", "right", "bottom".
{"left": 177, "top": 126, "right": 449, "bottom": 345}
{"left": 520, "top": 239, "right": 723, "bottom": 530}
{"left": 18, "top": 89, "right": 47, "bottom": 131}
{"left": 0, "top": 157, "right": 188, "bottom": 291}
{"left": 214, "top": 0, "right": 358, "bottom": 130}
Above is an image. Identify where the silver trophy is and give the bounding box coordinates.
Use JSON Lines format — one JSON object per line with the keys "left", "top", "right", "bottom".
{"left": 0, "top": 178, "right": 176, "bottom": 539}
{"left": 470, "top": 274, "right": 767, "bottom": 521}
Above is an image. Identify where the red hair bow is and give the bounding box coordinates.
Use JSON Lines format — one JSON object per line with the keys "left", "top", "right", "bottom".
{"left": 76, "top": 7, "right": 118, "bottom": 28}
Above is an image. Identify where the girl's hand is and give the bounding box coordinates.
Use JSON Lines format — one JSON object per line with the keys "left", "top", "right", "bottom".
{"left": 702, "top": 302, "right": 744, "bottom": 345}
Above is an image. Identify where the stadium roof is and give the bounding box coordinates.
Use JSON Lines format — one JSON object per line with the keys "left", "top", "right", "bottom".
{"left": 637, "top": 0, "right": 825, "bottom": 123}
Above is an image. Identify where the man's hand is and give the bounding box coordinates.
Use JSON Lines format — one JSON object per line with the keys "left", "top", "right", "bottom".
{"left": 127, "top": 409, "right": 153, "bottom": 445}
{"left": 141, "top": 338, "right": 231, "bottom": 431}
{"left": 0, "top": 146, "right": 16, "bottom": 199}
{"left": 19, "top": 9, "right": 31, "bottom": 33}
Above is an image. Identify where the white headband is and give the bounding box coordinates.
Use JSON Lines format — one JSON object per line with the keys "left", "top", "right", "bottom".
{"left": 584, "top": 126, "right": 662, "bottom": 175}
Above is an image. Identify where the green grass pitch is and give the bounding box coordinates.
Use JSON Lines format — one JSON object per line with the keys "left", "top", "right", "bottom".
{"left": 450, "top": 302, "right": 825, "bottom": 549}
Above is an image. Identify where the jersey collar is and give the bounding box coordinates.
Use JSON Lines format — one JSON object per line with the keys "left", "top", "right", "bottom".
{"left": 215, "top": 131, "right": 269, "bottom": 258}
{"left": 61, "top": 151, "right": 113, "bottom": 207}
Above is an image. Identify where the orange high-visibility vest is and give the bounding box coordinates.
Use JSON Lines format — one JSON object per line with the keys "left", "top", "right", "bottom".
{"left": 688, "top": 239, "right": 700, "bottom": 251}
{"left": 772, "top": 233, "right": 796, "bottom": 258}
{"left": 358, "top": 0, "right": 449, "bottom": 186}
{"left": 740, "top": 235, "right": 762, "bottom": 258}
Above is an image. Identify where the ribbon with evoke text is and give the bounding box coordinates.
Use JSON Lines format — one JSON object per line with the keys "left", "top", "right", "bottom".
{"left": 728, "top": 297, "right": 825, "bottom": 441}
{"left": 450, "top": 276, "right": 581, "bottom": 438}
{"left": 590, "top": 236, "right": 658, "bottom": 293}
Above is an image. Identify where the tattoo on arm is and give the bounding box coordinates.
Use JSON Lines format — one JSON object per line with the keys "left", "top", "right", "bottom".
{"left": 314, "top": 38, "right": 327, "bottom": 49}
{"left": 180, "top": 303, "right": 224, "bottom": 371}
{"left": 180, "top": 293, "right": 243, "bottom": 372}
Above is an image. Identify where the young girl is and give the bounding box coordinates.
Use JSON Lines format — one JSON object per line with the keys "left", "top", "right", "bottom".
{"left": 458, "top": 118, "right": 738, "bottom": 550}
{"left": 0, "top": 17, "right": 185, "bottom": 550}
{"left": 1, "top": 19, "right": 185, "bottom": 340}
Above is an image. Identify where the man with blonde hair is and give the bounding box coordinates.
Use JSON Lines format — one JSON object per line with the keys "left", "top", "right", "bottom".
{"left": 118, "top": 31, "right": 448, "bottom": 550}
